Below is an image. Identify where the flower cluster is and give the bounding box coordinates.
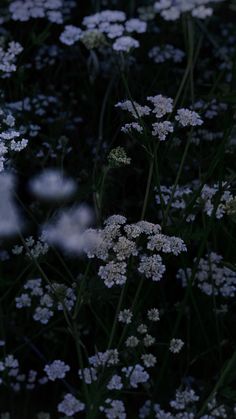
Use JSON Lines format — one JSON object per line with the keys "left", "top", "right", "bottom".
{"left": 9, "top": 0, "right": 75, "bottom": 24}
{"left": 154, "top": 0, "right": 224, "bottom": 21}
{"left": 15, "top": 278, "right": 76, "bottom": 324}
{"left": 155, "top": 181, "right": 233, "bottom": 222}
{"left": 60, "top": 10, "right": 147, "bottom": 52}
{"left": 84, "top": 215, "right": 186, "bottom": 287}
{"left": 44, "top": 360, "right": 70, "bottom": 381}
{"left": 177, "top": 252, "right": 236, "bottom": 298}
{"left": 139, "top": 388, "right": 232, "bottom": 418}
{"left": 0, "top": 41, "right": 23, "bottom": 77}
{"left": 116, "top": 93, "right": 203, "bottom": 141}
{"left": 149, "top": 44, "right": 185, "bottom": 64}
{"left": 0, "top": 109, "right": 28, "bottom": 171}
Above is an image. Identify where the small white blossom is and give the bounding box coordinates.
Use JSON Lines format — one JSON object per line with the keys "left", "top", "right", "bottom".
{"left": 57, "top": 394, "right": 85, "bottom": 417}
{"left": 44, "top": 360, "right": 70, "bottom": 381}
{"left": 169, "top": 338, "right": 184, "bottom": 353}
{"left": 118, "top": 309, "right": 132, "bottom": 324}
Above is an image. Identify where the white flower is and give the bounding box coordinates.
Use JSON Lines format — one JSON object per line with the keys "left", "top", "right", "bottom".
{"left": 43, "top": 205, "right": 94, "bottom": 255}
{"left": 114, "top": 236, "right": 138, "bottom": 260}
{"left": 44, "top": 360, "right": 70, "bottom": 381}
{"left": 15, "top": 293, "right": 31, "bottom": 308}
{"left": 192, "top": 6, "right": 213, "bottom": 19}
{"left": 118, "top": 309, "right": 132, "bottom": 324}
{"left": 98, "top": 261, "right": 127, "bottom": 288}
{"left": 152, "top": 121, "right": 174, "bottom": 141}
{"left": 29, "top": 169, "right": 77, "bottom": 201}
{"left": 175, "top": 108, "right": 203, "bottom": 127}
{"left": 169, "top": 338, "right": 184, "bottom": 353}
{"left": 147, "top": 308, "right": 160, "bottom": 321}
{"left": 122, "top": 364, "right": 149, "bottom": 388}
{"left": 143, "top": 334, "right": 156, "bottom": 347}
{"left": 113, "top": 36, "right": 139, "bottom": 52}
{"left": 141, "top": 354, "right": 157, "bottom": 368}
{"left": 125, "top": 18, "right": 147, "bottom": 33}
{"left": 100, "top": 399, "right": 126, "bottom": 419}
{"left": 116, "top": 100, "right": 151, "bottom": 119}
{"left": 138, "top": 254, "right": 166, "bottom": 281}
{"left": 33, "top": 307, "right": 53, "bottom": 324}
{"left": 147, "top": 94, "right": 173, "bottom": 118}
{"left": 107, "top": 374, "right": 123, "bottom": 390}
{"left": 137, "top": 324, "right": 148, "bottom": 334}
{"left": 125, "top": 336, "right": 139, "bottom": 348}
{"left": 57, "top": 394, "right": 85, "bottom": 416}
{"left": 60, "top": 25, "right": 82, "bottom": 46}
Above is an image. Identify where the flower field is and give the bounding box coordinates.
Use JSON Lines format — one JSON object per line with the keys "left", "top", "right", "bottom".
{"left": 0, "top": 1, "right": 236, "bottom": 418}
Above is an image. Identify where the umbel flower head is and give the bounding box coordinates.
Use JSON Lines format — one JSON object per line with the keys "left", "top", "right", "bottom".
{"left": 108, "top": 146, "right": 131, "bottom": 168}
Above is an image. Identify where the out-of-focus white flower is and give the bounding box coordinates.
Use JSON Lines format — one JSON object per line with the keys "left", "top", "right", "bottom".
{"left": 43, "top": 205, "right": 96, "bottom": 254}
{"left": 29, "top": 169, "right": 77, "bottom": 201}
{"left": 0, "top": 173, "right": 22, "bottom": 237}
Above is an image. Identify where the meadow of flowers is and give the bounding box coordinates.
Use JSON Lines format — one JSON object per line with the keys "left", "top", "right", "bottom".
{"left": 0, "top": 0, "right": 236, "bottom": 417}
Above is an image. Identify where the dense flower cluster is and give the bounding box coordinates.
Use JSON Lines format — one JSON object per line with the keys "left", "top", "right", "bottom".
{"left": 177, "top": 252, "right": 236, "bottom": 298}
{"left": 116, "top": 93, "right": 203, "bottom": 141}
{"left": 9, "top": 0, "right": 75, "bottom": 24}
{"left": 60, "top": 9, "right": 147, "bottom": 52}
{"left": 84, "top": 215, "right": 186, "bottom": 287}
{"left": 0, "top": 0, "right": 234, "bottom": 417}
{"left": 155, "top": 181, "right": 233, "bottom": 222}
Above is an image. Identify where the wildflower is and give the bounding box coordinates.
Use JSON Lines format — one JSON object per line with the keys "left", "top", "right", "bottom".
{"left": 122, "top": 364, "right": 149, "bottom": 388}
{"left": 15, "top": 294, "right": 31, "bottom": 309}
{"left": 108, "top": 147, "right": 131, "bottom": 168}
{"left": 169, "top": 338, "right": 184, "bottom": 353}
{"left": 149, "top": 44, "right": 185, "bottom": 64}
{"left": 89, "top": 349, "right": 119, "bottom": 368}
{"left": 138, "top": 254, "right": 166, "bottom": 281}
{"left": 107, "top": 374, "right": 123, "bottom": 390}
{"left": 118, "top": 309, "right": 132, "bottom": 324}
{"left": 43, "top": 205, "right": 94, "bottom": 255}
{"left": 152, "top": 121, "right": 174, "bottom": 141}
{"left": 125, "top": 18, "right": 147, "bottom": 33}
{"left": 98, "top": 261, "right": 127, "bottom": 288}
{"left": 192, "top": 6, "right": 213, "bottom": 19}
{"left": 114, "top": 236, "right": 138, "bottom": 260}
{"left": 147, "top": 94, "right": 173, "bottom": 118}
{"left": 115, "top": 100, "right": 151, "bottom": 119}
{"left": 44, "top": 360, "right": 70, "bottom": 381}
{"left": 100, "top": 399, "right": 126, "bottom": 419}
{"left": 147, "top": 308, "right": 160, "bottom": 321}
{"left": 113, "top": 36, "right": 139, "bottom": 52}
{"left": 0, "top": 173, "right": 22, "bottom": 237}
{"left": 137, "top": 324, "right": 148, "bottom": 334}
{"left": 175, "top": 108, "right": 203, "bottom": 127}
{"left": 141, "top": 354, "right": 157, "bottom": 368}
{"left": 57, "top": 394, "right": 85, "bottom": 416}
{"left": 29, "top": 169, "right": 77, "bottom": 201}
{"left": 125, "top": 336, "right": 139, "bottom": 348}
{"left": 143, "top": 334, "right": 156, "bottom": 347}
{"left": 60, "top": 25, "right": 82, "bottom": 46}
{"left": 33, "top": 307, "right": 53, "bottom": 324}
{"left": 121, "top": 122, "right": 143, "bottom": 134}
{"left": 81, "top": 29, "right": 106, "bottom": 49}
